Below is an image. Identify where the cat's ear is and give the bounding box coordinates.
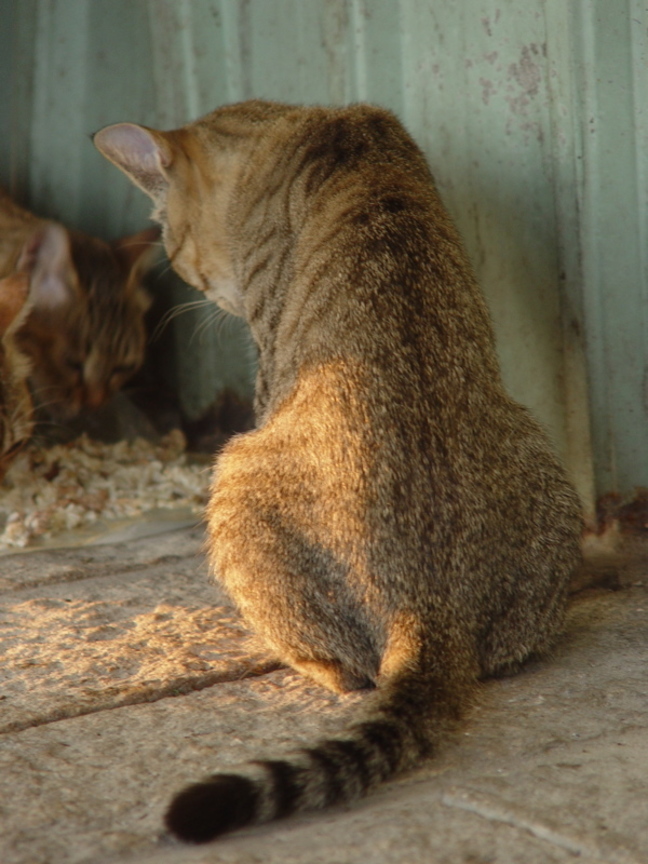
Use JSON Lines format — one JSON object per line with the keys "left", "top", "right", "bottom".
{"left": 112, "top": 225, "right": 161, "bottom": 275}
{"left": 0, "top": 272, "right": 30, "bottom": 338}
{"left": 113, "top": 225, "right": 161, "bottom": 312}
{"left": 18, "top": 223, "right": 78, "bottom": 310}
{"left": 93, "top": 124, "right": 173, "bottom": 202}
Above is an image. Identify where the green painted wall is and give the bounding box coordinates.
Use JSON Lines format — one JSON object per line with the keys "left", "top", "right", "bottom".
{"left": 2, "top": 0, "right": 646, "bottom": 505}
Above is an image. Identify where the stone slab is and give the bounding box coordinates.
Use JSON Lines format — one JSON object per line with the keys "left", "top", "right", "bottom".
{"left": 0, "top": 521, "right": 207, "bottom": 592}
{"left": 0, "top": 527, "right": 277, "bottom": 734}
{"left": 0, "top": 528, "right": 646, "bottom": 864}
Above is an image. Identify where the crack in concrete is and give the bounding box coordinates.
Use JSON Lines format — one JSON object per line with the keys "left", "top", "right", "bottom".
{"left": 0, "top": 659, "right": 283, "bottom": 735}
{"left": 441, "top": 787, "right": 642, "bottom": 864}
{"left": 1, "top": 560, "right": 166, "bottom": 593}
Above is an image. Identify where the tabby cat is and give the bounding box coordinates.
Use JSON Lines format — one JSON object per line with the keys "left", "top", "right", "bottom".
{"left": 94, "top": 100, "right": 582, "bottom": 843}
{"left": 0, "top": 188, "right": 158, "bottom": 418}
{"left": 0, "top": 239, "right": 39, "bottom": 476}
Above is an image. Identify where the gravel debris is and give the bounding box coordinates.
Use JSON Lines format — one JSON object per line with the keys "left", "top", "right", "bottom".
{"left": 0, "top": 430, "right": 210, "bottom": 549}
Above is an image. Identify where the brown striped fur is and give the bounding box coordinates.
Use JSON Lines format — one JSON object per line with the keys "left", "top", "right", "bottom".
{"left": 0, "top": 269, "right": 34, "bottom": 479}
{"left": 0, "top": 188, "right": 158, "bottom": 418}
{"left": 94, "top": 100, "right": 582, "bottom": 843}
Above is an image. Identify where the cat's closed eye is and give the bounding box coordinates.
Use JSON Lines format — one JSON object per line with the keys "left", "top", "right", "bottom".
{"left": 112, "top": 363, "right": 137, "bottom": 377}
{"left": 64, "top": 357, "right": 84, "bottom": 375}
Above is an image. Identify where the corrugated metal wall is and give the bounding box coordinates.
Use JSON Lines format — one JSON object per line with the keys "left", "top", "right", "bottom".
{"left": 1, "top": 0, "right": 647, "bottom": 507}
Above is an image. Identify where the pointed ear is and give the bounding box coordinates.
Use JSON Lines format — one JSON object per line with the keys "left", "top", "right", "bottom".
{"left": 0, "top": 272, "right": 30, "bottom": 337}
{"left": 112, "top": 226, "right": 161, "bottom": 312}
{"left": 93, "top": 123, "right": 173, "bottom": 201}
{"left": 18, "top": 223, "right": 78, "bottom": 310}
{"left": 112, "top": 225, "right": 161, "bottom": 275}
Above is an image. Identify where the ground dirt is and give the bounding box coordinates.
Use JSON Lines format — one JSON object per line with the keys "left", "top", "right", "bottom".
{"left": 1, "top": 523, "right": 646, "bottom": 864}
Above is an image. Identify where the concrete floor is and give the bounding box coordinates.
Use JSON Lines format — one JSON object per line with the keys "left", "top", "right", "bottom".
{"left": 0, "top": 523, "right": 647, "bottom": 864}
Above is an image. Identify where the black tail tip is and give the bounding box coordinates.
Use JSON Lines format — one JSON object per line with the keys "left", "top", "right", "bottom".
{"left": 164, "top": 774, "right": 259, "bottom": 844}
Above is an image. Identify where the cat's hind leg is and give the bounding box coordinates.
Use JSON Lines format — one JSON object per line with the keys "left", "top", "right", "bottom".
{"left": 206, "top": 443, "right": 380, "bottom": 695}
{"left": 212, "top": 518, "right": 380, "bottom": 694}
{"left": 289, "top": 658, "right": 375, "bottom": 694}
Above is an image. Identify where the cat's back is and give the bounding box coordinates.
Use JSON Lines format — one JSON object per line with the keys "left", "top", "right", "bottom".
{"left": 216, "top": 102, "right": 581, "bottom": 620}
{"left": 220, "top": 106, "right": 495, "bottom": 409}
{"left": 219, "top": 103, "right": 571, "bottom": 477}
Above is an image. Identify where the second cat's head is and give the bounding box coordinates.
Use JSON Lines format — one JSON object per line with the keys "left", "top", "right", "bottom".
{"left": 14, "top": 223, "right": 158, "bottom": 418}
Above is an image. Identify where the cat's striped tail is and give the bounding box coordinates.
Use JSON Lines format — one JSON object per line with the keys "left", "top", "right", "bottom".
{"left": 164, "top": 662, "right": 472, "bottom": 843}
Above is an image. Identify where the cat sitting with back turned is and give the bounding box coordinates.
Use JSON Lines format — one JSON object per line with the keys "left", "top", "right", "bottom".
{"left": 94, "top": 100, "right": 582, "bottom": 844}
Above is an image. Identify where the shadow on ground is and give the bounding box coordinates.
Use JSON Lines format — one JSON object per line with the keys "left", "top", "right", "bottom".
{"left": 0, "top": 525, "right": 646, "bottom": 864}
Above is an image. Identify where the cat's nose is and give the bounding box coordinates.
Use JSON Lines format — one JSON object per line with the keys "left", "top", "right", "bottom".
{"left": 84, "top": 385, "right": 107, "bottom": 408}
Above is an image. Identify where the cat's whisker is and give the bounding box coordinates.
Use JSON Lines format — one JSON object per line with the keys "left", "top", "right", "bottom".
{"left": 191, "top": 316, "right": 217, "bottom": 346}
{"left": 190, "top": 306, "right": 230, "bottom": 345}
{"left": 32, "top": 420, "right": 68, "bottom": 436}
{"left": 34, "top": 412, "right": 66, "bottom": 426}
{"left": 151, "top": 298, "right": 214, "bottom": 341}
{"left": 31, "top": 394, "right": 68, "bottom": 411}
{"left": 152, "top": 258, "right": 177, "bottom": 279}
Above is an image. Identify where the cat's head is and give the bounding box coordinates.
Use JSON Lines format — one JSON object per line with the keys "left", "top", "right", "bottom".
{"left": 14, "top": 223, "right": 158, "bottom": 418}
{"left": 0, "top": 245, "right": 38, "bottom": 476}
{"left": 93, "top": 102, "right": 293, "bottom": 317}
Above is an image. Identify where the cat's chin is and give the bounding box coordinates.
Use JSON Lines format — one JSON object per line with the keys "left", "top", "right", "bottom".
{"left": 206, "top": 287, "right": 244, "bottom": 318}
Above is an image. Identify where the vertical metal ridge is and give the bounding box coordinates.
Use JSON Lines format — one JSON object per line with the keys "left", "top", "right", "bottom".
{"left": 3, "top": 0, "right": 645, "bottom": 492}
{"left": 573, "top": 0, "right": 648, "bottom": 493}
{"left": 542, "top": 0, "right": 596, "bottom": 511}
